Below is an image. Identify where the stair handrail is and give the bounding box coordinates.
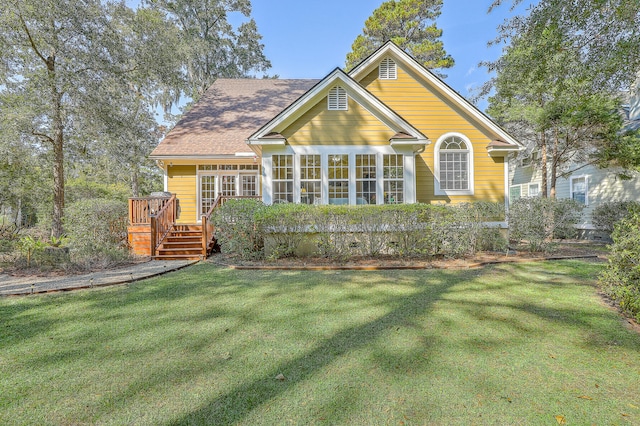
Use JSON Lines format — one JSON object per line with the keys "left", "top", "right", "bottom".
{"left": 150, "top": 194, "right": 177, "bottom": 257}
{"left": 201, "top": 194, "right": 225, "bottom": 256}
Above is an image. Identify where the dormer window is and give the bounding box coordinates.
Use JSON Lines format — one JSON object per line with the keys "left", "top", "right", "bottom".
{"left": 379, "top": 58, "right": 397, "bottom": 80}
{"left": 328, "top": 86, "right": 348, "bottom": 110}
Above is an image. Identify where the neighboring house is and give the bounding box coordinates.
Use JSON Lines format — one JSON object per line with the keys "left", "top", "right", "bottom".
{"left": 509, "top": 98, "right": 640, "bottom": 239}
{"left": 150, "top": 41, "right": 523, "bottom": 225}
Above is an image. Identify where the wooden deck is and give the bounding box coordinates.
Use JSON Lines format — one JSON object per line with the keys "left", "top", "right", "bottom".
{"left": 127, "top": 194, "right": 259, "bottom": 260}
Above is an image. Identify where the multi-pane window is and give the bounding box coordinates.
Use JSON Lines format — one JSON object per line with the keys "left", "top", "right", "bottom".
{"left": 328, "top": 154, "right": 349, "bottom": 204}
{"left": 272, "top": 154, "right": 293, "bottom": 203}
{"left": 300, "top": 155, "right": 321, "bottom": 205}
{"left": 241, "top": 175, "right": 258, "bottom": 196}
{"left": 328, "top": 86, "right": 348, "bottom": 110}
{"left": 383, "top": 154, "right": 403, "bottom": 204}
{"left": 221, "top": 175, "right": 236, "bottom": 196}
{"left": 379, "top": 58, "right": 397, "bottom": 80}
{"left": 439, "top": 136, "right": 469, "bottom": 190}
{"left": 509, "top": 185, "right": 522, "bottom": 202}
{"left": 356, "top": 154, "right": 377, "bottom": 204}
{"left": 200, "top": 175, "right": 216, "bottom": 216}
{"left": 198, "top": 165, "right": 218, "bottom": 171}
{"left": 571, "top": 176, "right": 588, "bottom": 205}
{"left": 528, "top": 183, "right": 540, "bottom": 197}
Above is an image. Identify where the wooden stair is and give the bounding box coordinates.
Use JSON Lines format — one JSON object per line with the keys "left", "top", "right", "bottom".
{"left": 153, "top": 225, "right": 212, "bottom": 260}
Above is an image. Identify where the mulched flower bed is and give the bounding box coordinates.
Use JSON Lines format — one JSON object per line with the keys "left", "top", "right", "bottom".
{"left": 210, "top": 240, "right": 609, "bottom": 270}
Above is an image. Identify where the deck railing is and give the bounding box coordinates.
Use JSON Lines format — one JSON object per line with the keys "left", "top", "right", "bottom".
{"left": 201, "top": 195, "right": 261, "bottom": 255}
{"left": 128, "top": 196, "right": 174, "bottom": 225}
{"left": 150, "top": 194, "right": 178, "bottom": 257}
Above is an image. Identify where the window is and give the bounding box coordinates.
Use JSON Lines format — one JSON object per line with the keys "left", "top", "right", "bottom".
{"left": 200, "top": 175, "right": 216, "bottom": 216}
{"left": 435, "top": 134, "right": 473, "bottom": 195}
{"left": 328, "top": 155, "right": 349, "bottom": 204}
{"left": 300, "top": 155, "right": 321, "bottom": 204}
{"left": 328, "top": 86, "right": 348, "bottom": 110}
{"left": 509, "top": 185, "right": 521, "bottom": 202}
{"left": 528, "top": 183, "right": 540, "bottom": 197}
{"left": 198, "top": 165, "right": 217, "bottom": 171}
{"left": 383, "top": 154, "right": 403, "bottom": 204}
{"left": 439, "top": 136, "right": 469, "bottom": 190}
{"left": 241, "top": 175, "right": 258, "bottom": 196}
{"left": 571, "top": 176, "right": 588, "bottom": 205}
{"left": 379, "top": 58, "right": 397, "bottom": 80}
{"left": 356, "top": 154, "right": 377, "bottom": 205}
{"left": 272, "top": 155, "right": 293, "bottom": 203}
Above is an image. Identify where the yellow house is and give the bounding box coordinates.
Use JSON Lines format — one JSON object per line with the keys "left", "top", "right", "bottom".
{"left": 137, "top": 42, "right": 522, "bottom": 259}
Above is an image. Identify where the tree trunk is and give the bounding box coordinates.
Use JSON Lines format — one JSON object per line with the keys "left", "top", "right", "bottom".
{"left": 540, "top": 131, "right": 548, "bottom": 198}
{"left": 549, "top": 128, "right": 559, "bottom": 199}
{"left": 49, "top": 60, "right": 65, "bottom": 239}
{"left": 130, "top": 166, "right": 139, "bottom": 198}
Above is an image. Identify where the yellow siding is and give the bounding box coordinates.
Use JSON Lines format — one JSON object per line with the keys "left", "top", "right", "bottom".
{"left": 360, "top": 66, "right": 505, "bottom": 203}
{"left": 167, "top": 165, "right": 197, "bottom": 223}
{"left": 281, "top": 97, "right": 395, "bottom": 145}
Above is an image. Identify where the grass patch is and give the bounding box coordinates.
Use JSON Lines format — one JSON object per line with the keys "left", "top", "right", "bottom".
{"left": 1, "top": 260, "right": 639, "bottom": 424}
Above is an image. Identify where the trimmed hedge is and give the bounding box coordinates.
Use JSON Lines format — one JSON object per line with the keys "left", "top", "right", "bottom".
{"left": 592, "top": 201, "right": 640, "bottom": 233}
{"left": 214, "top": 201, "right": 507, "bottom": 260}
{"left": 508, "top": 197, "right": 584, "bottom": 252}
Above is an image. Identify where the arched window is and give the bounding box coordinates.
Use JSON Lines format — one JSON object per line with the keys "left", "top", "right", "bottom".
{"left": 435, "top": 133, "right": 474, "bottom": 195}
{"left": 379, "top": 58, "right": 397, "bottom": 80}
{"left": 327, "top": 86, "right": 348, "bottom": 110}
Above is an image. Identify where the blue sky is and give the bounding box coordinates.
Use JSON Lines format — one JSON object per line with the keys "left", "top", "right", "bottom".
{"left": 247, "top": 0, "right": 536, "bottom": 110}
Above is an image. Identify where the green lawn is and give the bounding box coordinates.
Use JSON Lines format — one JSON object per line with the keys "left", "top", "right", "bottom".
{"left": 1, "top": 260, "right": 639, "bottom": 425}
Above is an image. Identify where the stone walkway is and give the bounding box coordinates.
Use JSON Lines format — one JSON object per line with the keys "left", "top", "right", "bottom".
{"left": 0, "top": 260, "right": 199, "bottom": 296}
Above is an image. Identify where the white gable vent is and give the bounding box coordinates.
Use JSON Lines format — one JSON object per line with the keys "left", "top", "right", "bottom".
{"left": 379, "top": 58, "right": 397, "bottom": 80}
{"left": 328, "top": 86, "right": 348, "bottom": 110}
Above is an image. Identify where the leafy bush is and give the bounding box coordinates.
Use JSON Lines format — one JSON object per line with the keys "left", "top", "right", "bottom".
{"left": 65, "top": 198, "right": 129, "bottom": 267}
{"left": 214, "top": 199, "right": 265, "bottom": 259}
{"left": 599, "top": 212, "right": 640, "bottom": 321}
{"left": 214, "top": 201, "right": 507, "bottom": 260}
{"left": 508, "top": 198, "right": 583, "bottom": 252}
{"left": 592, "top": 201, "right": 640, "bottom": 233}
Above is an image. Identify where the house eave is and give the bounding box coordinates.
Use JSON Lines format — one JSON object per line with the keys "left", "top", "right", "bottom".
{"left": 349, "top": 41, "right": 524, "bottom": 150}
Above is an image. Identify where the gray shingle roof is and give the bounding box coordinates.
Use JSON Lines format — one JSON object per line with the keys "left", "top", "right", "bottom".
{"left": 151, "top": 79, "right": 319, "bottom": 157}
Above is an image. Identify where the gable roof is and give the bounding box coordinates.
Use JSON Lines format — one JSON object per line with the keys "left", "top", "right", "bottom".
{"left": 150, "top": 79, "right": 319, "bottom": 159}
{"left": 349, "top": 41, "right": 524, "bottom": 152}
{"left": 247, "top": 67, "right": 429, "bottom": 151}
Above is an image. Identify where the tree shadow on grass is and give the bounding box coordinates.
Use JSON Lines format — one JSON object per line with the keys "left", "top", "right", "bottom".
{"left": 167, "top": 270, "right": 469, "bottom": 425}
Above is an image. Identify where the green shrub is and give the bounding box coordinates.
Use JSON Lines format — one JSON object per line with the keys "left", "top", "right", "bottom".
{"left": 508, "top": 198, "right": 583, "bottom": 252}
{"left": 65, "top": 198, "right": 129, "bottom": 267}
{"left": 214, "top": 199, "right": 265, "bottom": 259}
{"left": 592, "top": 201, "right": 640, "bottom": 233}
{"left": 599, "top": 212, "right": 640, "bottom": 322}
{"left": 214, "top": 201, "right": 507, "bottom": 260}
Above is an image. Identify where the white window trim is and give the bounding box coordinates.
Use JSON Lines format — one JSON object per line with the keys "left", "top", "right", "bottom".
{"left": 509, "top": 184, "right": 522, "bottom": 201}
{"left": 196, "top": 168, "right": 261, "bottom": 221}
{"left": 570, "top": 175, "right": 589, "bottom": 205}
{"left": 327, "top": 86, "right": 348, "bottom": 111}
{"left": 261, "top": 145, "right": 416, "bottom": 205}
{"left": 379, "top": 58, "right": 397, "bottom": 80}
{"left": 528, "top": 183, "right": 540, "bottom": 197}
{"left": 434, "top": 132, "right": 474, "bottom": 196}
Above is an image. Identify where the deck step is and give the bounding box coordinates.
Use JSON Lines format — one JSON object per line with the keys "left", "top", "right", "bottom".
{"left": 152, "top": 224, "right": 215, "bottom": 260}
{"left": 152, "top": 254, "right": 203, "bottom": 260}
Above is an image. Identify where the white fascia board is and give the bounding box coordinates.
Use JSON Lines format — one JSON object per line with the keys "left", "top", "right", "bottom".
{"left": 487, "top": 145, "right": 525, "bottom": 155}
{"left": 149, "top": 154, "right": 249, "bottom": 161}
{"left": 246, "top": 138, "right": 286, "bottom": 146}
{"left": 247, "top": 67, "right": 426, "bottom": 144}
{"left": 349, "top": 42, "right": 523, "bottom": 149}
